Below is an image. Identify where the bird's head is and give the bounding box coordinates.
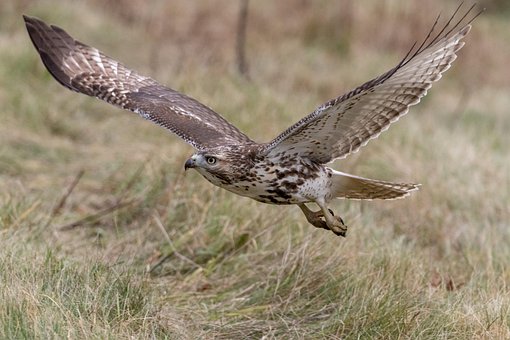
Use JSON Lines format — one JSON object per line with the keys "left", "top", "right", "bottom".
{"left": 184, "top": 152, "right": 222, "bottom": 172}
{"left": 184, "top": 145, "right": 256, "bottom": 185}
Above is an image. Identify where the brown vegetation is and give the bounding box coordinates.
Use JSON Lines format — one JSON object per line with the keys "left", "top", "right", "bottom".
{"left": 0, "top": 0, "right": 509, "bottom": 338}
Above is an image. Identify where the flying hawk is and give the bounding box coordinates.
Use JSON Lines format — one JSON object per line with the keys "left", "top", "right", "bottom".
{"left": 24, "top": 5, "right": 480, "bottom": 237}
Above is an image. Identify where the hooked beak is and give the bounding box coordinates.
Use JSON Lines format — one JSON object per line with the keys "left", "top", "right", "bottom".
{"left": 184, "top": 158, "right": 195, "bottom": 171}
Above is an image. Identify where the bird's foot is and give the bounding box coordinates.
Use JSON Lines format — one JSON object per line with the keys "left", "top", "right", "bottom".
{"left": 326, "top": 209, "right": 347, "bottom": 237}
{"left": 299, "top": 204, "right": 347, "bottom": 237}
{"left": 304, "top": 209, "right": 330, "bottom": 231}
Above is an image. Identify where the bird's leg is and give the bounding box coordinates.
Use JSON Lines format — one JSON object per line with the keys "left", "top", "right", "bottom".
{"left": 298, "top": 204, "right": 347, "bottom": 237}
{"left": 315, "top": 201, "right": 348, "bottom": 237}
{"left": 298, "top": 204, "right": 329, "bottom": 231}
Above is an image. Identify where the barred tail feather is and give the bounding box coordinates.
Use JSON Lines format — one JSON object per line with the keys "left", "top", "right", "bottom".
{"left": 330, "top": 170, "right": 419, "bottom": 200}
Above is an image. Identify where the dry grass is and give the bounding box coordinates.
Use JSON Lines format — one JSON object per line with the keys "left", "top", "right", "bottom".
{"left": 1, "top": 0, "right": 509, "bottom": 338}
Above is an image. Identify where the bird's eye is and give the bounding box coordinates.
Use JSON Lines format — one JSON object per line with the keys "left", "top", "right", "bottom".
{"left": 206, "top": 156, "right": 217, "bottom": 165}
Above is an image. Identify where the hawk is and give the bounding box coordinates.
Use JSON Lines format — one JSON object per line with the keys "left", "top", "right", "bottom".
{"left": 24, "top": 5, "right": 480, "bottom": 237}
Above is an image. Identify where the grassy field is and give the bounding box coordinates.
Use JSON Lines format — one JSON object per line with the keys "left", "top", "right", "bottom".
{"left": 1, "top": 0, "right": 509, "bottom": 338}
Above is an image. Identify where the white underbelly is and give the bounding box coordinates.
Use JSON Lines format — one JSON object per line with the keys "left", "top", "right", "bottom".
{"left": 221, "top": 168, "right": 333, "bottom": 205}
{"left": 194, "top": 159, "right": 333, "bottom": 205}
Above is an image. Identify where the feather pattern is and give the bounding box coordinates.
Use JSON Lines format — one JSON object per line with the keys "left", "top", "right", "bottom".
{"left": 23, "top": 15, "right": 253, "bottom": 150}
{"left": 263, "top": 5, "right": 480, "bottom": 164}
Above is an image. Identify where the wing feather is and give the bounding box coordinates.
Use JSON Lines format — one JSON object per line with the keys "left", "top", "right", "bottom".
{"left": 263, "top": 5, "right": 481, "bottom": 163}
{"left": 24, "top": 15, "right": 253, "bottom": 150}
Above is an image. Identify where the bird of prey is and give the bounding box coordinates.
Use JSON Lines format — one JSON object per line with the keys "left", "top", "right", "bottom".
{"left": 24, "top": 5, "right": 480, "bottom": 237}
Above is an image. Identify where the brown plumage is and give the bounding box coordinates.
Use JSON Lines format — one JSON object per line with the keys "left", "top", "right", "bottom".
{"left": 23, "top": 4, "right": 481, "bottom": 237}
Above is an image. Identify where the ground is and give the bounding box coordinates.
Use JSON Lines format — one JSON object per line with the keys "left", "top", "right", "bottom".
{"left": 1, "top": 0, "right": 510, "bottom": 338}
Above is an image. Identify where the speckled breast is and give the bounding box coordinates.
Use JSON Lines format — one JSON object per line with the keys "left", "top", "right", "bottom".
{"left": 220, "top": 156, "right": 334, "bottom": 205}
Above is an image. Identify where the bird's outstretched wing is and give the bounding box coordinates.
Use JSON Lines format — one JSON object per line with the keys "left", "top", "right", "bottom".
{"left": 263, "top": 5, "right": 481, "bottom": 164}
{"left": 24, "top": 15, "right": 253, "bottom": 150}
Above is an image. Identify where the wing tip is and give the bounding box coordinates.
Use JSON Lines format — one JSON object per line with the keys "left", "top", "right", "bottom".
{"left": 23, "top": 15, "right": 78, "bottom": 91}
{"left": 22, "top": 14, "right": 37, "bottom": 25}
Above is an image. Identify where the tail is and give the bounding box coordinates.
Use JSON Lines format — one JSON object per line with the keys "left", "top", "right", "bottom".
{"left": 330, "top": 170, "right": 419, "bottom": 200}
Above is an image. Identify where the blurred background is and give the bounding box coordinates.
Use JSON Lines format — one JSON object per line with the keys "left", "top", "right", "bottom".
{"left": 0, "top": 0, "right": 509, "bottom": 338}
